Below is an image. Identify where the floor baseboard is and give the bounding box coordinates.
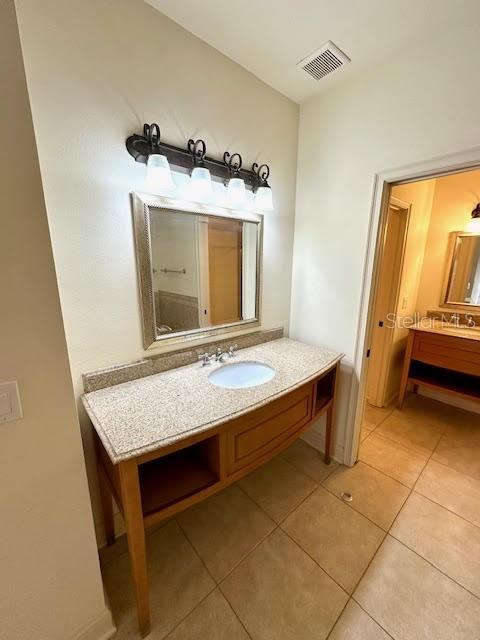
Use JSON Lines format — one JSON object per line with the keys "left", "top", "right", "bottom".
{"left": 73, "top": 607, "right": 115, "bottom": 640}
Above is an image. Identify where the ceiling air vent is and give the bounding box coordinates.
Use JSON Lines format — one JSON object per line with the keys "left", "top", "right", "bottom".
{"left": 297, "top": 41, "right": 350, "bottom": 81}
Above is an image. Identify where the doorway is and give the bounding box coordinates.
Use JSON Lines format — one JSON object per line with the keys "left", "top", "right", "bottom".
{"left": 351, "top": 162, "right": 480, "bottom": 467}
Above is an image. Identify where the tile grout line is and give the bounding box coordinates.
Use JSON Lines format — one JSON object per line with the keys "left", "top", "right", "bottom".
{"left": 335, "top": 409, "right": 422, "bottom": 638}
{"left": 279, "top": 522, "right": 353, "bottom": 596}
{"left": 341, "top": 398, "right": 464, "bottom": 636}
{"left": 159, "top": 583, "right": 217, "bottom": 640}
{"left": 233, "top": 482, "right": 352, "bottom": 596}
{"left": 387, "top": 530, "right": 480, "bottom": 603}
{"left": 413, "top": 485, "right": 480, "bottom": 531}
{"left": 174, "top": 516, "right": 254, "bottom": 639}
{"left": 356, "top": 457, "right": 415, "bottom": 490}
{"left": 349, "top": 598, "right": 397, "bottom": 640}
{"left": 282, "top": 451, "right": 340, "bottom": 485}
{"left": 320, "top": 473, "right": 409, "bottom": 534}
{"left": 370, "top": 428, "right": 444, "bottom": 460}
{"left": 360, "top": 409, "right": 480, "bottom": 604}
{"left": 321, "top": 407, "right": 394, "bottom": 640}
{"left": 218, "top": 589, "right": 254, "bottom": 640}
{"left": 324, "top": 597, "right": 351, "bottom": 640}
{"left": 175, "top": 498, "right": 274, "bottom": 586}
{"left": 326, "top": 595, "right": 397, "bottom": 640}
{"left": 169, "top": 457, "right": 342, "bottom": 636}
{"left": 363, "top": 429, "right": 432, "bottom": 463}
{"left": 422, "top": 451, "right": 480, "bottom": 485}
{"left": 228, "top": 414, "right": 457, "bottom": 638}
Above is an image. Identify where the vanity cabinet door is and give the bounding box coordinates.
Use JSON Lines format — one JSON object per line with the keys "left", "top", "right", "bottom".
{"left": 225, "top": 383, "right": 314, "bottom": 474}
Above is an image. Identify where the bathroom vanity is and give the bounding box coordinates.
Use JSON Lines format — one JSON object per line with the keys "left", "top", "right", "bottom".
{"left": 83, "top": 338, "right": 342, "bottom": 636}
{"left": 398, "top": 320, "right": 480, "bottom": 407}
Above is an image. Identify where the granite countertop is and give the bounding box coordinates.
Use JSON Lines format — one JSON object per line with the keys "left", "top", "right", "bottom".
{"left": 82, "top": 338, "right": 342, "bottom": 464}
{"left": 410, "top": 319, "right": 480, "bottom": 342}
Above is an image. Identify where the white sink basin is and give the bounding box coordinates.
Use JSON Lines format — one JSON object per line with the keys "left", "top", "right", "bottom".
{"left": 208, "top": 361, "right": 275, "bottom": 389}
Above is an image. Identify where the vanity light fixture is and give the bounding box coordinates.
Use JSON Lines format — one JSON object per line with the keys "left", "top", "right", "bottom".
{"left": 125, "top": 123, "right": 274, "bottom": 210}
{"left": 466, "top": 203, "right": 480, "bottom": 232}
{"left": 187, "top": 139, "right": 213, "bottom": 203}
{"left": 224, "top": 152, "right": 246, "bottom": 207}
{"left": 141, "top": 124, "right": 175, "bottom": 194}
{"left": 253, "top": 163, "right": 274, "bottom": 211}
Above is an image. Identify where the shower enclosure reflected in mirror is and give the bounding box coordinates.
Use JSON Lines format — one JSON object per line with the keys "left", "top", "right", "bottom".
{"left": 442, "top": 231, "right": 480, "bottom": 309}
{"left": 132, "top": 193, "right": 262, "bottom": 348}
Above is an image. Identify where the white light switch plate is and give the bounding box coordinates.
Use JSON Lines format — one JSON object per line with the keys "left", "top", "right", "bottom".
{"left": 0, "top": 381, "right": 23, "bottom": 424}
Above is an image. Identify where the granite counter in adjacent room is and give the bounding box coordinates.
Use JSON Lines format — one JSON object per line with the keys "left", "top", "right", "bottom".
{"left": 410, "top": 319, "right": 480, "bottom": 341}
{"left": 82, "top": 338, "right": 342, "bottom": 464}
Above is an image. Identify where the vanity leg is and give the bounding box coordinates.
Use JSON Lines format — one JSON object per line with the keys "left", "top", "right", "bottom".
{"left": 119, "top": 460, "right": 150, "bottom": 637}
{"left": 98, "top": 464, "right": 115, "bottom": 546}
{"left": 398, "top": 330, "right": 414, "bottom": 409}
{"left": 324, "top": 405, "right": 333, "bottom": 465}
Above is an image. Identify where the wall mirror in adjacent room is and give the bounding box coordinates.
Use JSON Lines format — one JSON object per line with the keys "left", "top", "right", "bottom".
{"left": 132, "top": 193, "right": 263, "bottom": 348}
{"left": 442, "top": 231, "right": 480, "bottom": 309}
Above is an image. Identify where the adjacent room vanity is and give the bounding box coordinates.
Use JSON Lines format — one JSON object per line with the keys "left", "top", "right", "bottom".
{"left": 398, "top": 320, "right": 480, "bottom": 407}
{"left": 83, "top": 338, "right": 342, "bottom": 636}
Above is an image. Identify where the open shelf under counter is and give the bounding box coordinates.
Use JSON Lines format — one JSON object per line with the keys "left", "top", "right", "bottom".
{"left": 409, "top": 361, "right": 480, "bottom": 404}
{"left": 139, "top": 438, "right": 220, "bottom": 517}
{"left": 314, "top": 367, "right": 336, "bottom": 416}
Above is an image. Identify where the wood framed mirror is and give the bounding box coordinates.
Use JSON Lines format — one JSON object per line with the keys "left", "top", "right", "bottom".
{"left": 131, "top": 192, "right": 263, "bottom": 349}
{"left": 441, "top": 231, "right": 480, "bottom": 310}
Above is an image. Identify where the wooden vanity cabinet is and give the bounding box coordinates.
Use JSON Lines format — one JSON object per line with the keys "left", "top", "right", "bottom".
{"left": 398, "top": 328, "right": 480, "bottom": 407}
{"left": 95, "top": 361, "right": 339, "bottom": 637}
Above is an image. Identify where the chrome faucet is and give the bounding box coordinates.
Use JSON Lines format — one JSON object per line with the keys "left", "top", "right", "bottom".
{"left": 216, "top": 344, "right": 238, "bottom": 361}
{"left": 198, "top": 352, "right": 216, "bottom": 366}
{"left": 199, "top": 344, "right": 238, "bottom": 366}
{"left": 215, "top": 347, "right": 229, "bottom": 363}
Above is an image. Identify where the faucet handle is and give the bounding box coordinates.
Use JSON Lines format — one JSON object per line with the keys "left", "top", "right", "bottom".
{"left": 228, "top": 344, "right": 238, "bottom": 357}
{"left": 198, "top": 352, "right": 212, "bottom": 366}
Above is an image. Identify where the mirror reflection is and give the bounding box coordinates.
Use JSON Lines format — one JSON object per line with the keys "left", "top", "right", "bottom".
{"left": 445, "top": 234, "right": 480, "bottom": 306}
{"left": 149, "top": 209, "right": 259, "bottom": 336}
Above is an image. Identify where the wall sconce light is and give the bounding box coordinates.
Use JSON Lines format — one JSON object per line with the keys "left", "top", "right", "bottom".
{"left": 224, "top": 152, "right": 246, "bottom": 207}
{"left": 253, "top": 163, "right": 274, "bottom": 211}
{"left": 466, "top": 203, "right": 480, "bottom": 232}
{"left": 186, "top": 139, "right": 213, "bottom": 203}
{"left": 142, "top": 124, "right": 175, "bottom": 194}
{"left": 125, "top": 123, "right": 274, "bottom": 211}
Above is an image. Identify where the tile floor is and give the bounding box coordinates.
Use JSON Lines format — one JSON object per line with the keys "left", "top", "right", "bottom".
{"left": 102, "top": 394, "right": 480, "bottom": 639}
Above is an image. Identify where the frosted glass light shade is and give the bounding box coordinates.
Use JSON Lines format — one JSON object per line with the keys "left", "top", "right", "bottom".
{"left": 466, "top": 216, "right": 480, "bottom": 232}
{"left": 254, "top": 186, "right": 274, "bottom": 211}
{"left": 226, "top": 177, "right": 246, "bottom": 207}
{"left": 188, "top": 167, "right": 213, "bottom": 202}
{"left": 146, "top": 154, "right": 175, "bottom": 194}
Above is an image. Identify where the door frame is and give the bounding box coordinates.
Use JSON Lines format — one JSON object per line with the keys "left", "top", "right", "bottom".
{"left": 344, "top": 146, "right": 480, "bottom": 467}
{"left": 367, "top": 196, "right": 411, "bottom": 407}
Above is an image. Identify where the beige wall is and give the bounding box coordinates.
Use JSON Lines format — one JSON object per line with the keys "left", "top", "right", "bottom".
{"left": 291, "top": 20, "right": 480, "bottom": 459}
{"left": 15, "top": 0, "right": 299, "bottom": 541}
{"left": 417, "top": 170, "right": 480, "bottom": 316}
{"left": 0, "top": 2, "right": 113, "bottom": 638}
